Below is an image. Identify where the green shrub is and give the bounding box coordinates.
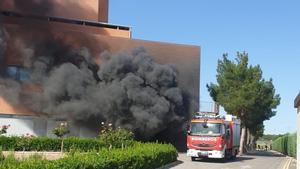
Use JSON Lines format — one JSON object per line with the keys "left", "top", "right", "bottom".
{"left": 0, "top": 147, "right": 4, "bottom": 162}
{"left": 0, "top": 136, "right": 19, "bottom": 150}
{"left": 0, "top": 142, "right": 178, "bottom": 169}
{"left": 0, "top": 125, "right": 135, "bottom": 153}
{"left": 0, "top": 154, "right": 19, "bottom": 169}
{"left": 16, "top": 134, "right": 36, "bottom": 151}
{"left": 99, "top": 128, "right": 134, "bottom": 149}
{"left": 0, "top": 136, "right": 105, "bottom": 152}
{"left": 272, "top": 133, "right": 296, "bottom": 158}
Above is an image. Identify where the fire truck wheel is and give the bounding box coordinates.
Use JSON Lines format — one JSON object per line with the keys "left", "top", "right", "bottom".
{"left": 222, "top": 150, "right": 231, "bottom": 162}
{"left": 221, "top": 157, "right": 227, "bottom": 163}
{"left": 191, "top": 157, "right": 197, "bottom": 161}
{"left": 231, "top": 150, "right": 237, "bottom": 160}
{"left": 231, "top": 154, "right": 237, "bottom": 160}
{"left": 227, "top": 150, "right": 233, "bottom": 160}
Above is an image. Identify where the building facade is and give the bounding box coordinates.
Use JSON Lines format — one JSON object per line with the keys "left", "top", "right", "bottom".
{"left": 0, "top": 0, "right": 200, "bottom": 138}
{"left": 294, "top": 93, "right": 300, "bottom": 169}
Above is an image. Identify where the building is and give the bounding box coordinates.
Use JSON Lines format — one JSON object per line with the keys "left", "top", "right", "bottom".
{"left": 294, "top": 93, "right": 300, "bottom": 169}
{"left": 0, "top": 0, "right": 200, "bottom": 138}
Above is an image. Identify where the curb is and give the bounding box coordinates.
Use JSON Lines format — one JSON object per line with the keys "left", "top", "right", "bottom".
{"left": 156, "top": 160, "right": 182, "bottom": 169}
{"left": 2, "top": 151, "right": 65, "bottom": 160}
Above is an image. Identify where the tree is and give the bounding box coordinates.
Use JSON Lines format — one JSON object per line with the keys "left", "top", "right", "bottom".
{"left": 249, "top": 123, "right": 264, "bottom": 141}
{"left": 52, "top": 122, "right": 70, "bottom": 153}
{"left": 260, "top": 134, "right": 284, "bottom": 141}
{"left": 207, "top": 52, "right": 280, "bottom": 154}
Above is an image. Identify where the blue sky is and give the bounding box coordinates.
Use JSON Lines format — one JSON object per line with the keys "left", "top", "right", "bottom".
{"left": 109, "top": 0, "right": 300, "bottom": 134}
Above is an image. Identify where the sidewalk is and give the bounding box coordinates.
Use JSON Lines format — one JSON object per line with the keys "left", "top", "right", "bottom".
{"left": 288, "top": 158, "right": 296, "bottom": 169}
{"left": 268, "top": 150, "right": 296, "bottom": 169}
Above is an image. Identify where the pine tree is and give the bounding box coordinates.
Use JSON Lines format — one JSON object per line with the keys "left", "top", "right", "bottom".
{"left": 207, "top": 52, "right": 280, "bottom": 154}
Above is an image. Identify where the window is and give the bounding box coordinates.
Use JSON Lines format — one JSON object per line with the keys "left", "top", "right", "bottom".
{"left": 190, "top": 122, "right": 222, "bottom": 135}
{"left": 6, "top": 66, "right": 30, "bottom": 82}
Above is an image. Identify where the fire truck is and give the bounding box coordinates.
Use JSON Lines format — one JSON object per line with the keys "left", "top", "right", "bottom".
{"left": 187, "top": 112, "right": 241, "bottom": 161}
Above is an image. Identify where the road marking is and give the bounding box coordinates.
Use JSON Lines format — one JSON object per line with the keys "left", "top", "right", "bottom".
{"left": 283, "top": 157, "right": 292, "bottom": 169}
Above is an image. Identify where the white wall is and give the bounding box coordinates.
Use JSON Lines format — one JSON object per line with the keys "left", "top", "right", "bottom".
{"left": 45, "top": 120, "right": 93, "bottom": 138}
{"left": 0, "top": 115, "right": 37, "bottom": 136}
{"left": 297, "top": 108, "right": 299, "bottom": 169}
{"left": 0, "top": 115, "right": 98, "bottom": 138}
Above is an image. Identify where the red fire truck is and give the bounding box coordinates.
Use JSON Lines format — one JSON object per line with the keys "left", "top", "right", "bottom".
{"left": 187, "top": 112, "right": 241, "bottom": 161}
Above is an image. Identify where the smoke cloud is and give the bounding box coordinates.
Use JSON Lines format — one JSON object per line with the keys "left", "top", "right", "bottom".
{"left": 13, "top": 0, "right": 55, "bottom": 15}
{"left": 40, "top": 47, "right": 186, "bottom": 138}
{"left": 0, "top": 23, "right": 190, "bottom": 138}
{"left": 1, "top": 0, "right": 98, "bottom": 23}
{"left": 0, "top": 28, "right": 21, "bottom": 107}
{"left": 0, "top": 0, "right": 193, "bottom": 140}
{"left": 0, "top": 27, "right": 7, "bottom": 76}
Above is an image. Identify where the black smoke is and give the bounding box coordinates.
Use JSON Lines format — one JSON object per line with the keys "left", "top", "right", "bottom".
{"left": 0, "top": 27, "right": 22, "bottom": 106}
{"left": 0, "top": 24, "right": 191, "bottom": 139}
{"left": 12, "top": 0, "right": 55, "bottom": 15}
{"left": 0, "top": 27, "right": 7, "bottom": 76}
{"left": 1, "top": 0, "right": 98, "bottom": 23}
{"left": 41, "top": 47, "right": 186, "bottom": 138}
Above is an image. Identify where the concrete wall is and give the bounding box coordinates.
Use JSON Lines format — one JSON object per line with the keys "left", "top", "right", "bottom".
{"left": 1, "top": 12, "right": 131, "bottom": 39}
{"left": 0, "top": 115, "right": 41, "bottom": 136}
{"left": 295, "top": 94, "right": 299, "bottom": 169}
{"left": 297, "top": 107, "right": 299, "bottom": 169}
{"left": 0, "top": 97, "right": 37, "bottom": 116}
{"left": 98, "top": 0, "right": 109, "bottom": 22}
{"left": 0, "top": 115, "right": 95, "bottom": 137}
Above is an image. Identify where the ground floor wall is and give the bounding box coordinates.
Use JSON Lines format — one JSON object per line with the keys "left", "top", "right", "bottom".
{"left": 0, "top": 115, "right": 39, "bottom": 136}
{"left": 0, "top": 115, "right": 96, "bottom": 137}
{"left": 297, "top": 111, "right": 299, "bottom": 169}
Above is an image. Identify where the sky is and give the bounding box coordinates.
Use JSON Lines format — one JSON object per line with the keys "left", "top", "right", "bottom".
{"left": 108, "top": 0, "right": 300, "bottom": 134}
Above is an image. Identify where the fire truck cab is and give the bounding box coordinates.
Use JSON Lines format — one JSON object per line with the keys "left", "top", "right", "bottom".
{"left": 187, "top": 112, "right": 240, "bottom": 161}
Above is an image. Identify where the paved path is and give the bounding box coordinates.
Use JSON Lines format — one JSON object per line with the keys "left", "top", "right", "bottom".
{"left": 288, "top": 158, "right": 297, "bottom": 169}
{"left": 162, "top": 151, "right": 290, "bottom": 169}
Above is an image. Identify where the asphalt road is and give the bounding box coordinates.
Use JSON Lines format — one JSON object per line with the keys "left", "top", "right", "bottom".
{"left": 162, "top": 151, "right": 290, "bottom": 169}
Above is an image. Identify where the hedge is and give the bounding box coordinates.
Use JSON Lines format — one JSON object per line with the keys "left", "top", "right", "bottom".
{"left": 0, "top": 142, "right": 178, "bottom": 169}
{"left": 272, "top": 133, "right": 296, "bottom": 158}
{"left": 0, "top": 136, "right": 133, "bottom": 152}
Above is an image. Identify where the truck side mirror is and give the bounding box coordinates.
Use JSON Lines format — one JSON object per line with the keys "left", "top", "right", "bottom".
{"left": 202, "top": 122, "right": 208, "bottom": 128}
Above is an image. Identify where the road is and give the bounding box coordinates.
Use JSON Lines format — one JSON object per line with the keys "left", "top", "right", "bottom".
{"left": 162, "top": 151, "right": 290, "bottom": 169}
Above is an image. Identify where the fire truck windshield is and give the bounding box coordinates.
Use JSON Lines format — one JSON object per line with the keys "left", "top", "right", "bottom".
{"left": 190, "top": 122, "right": 222, "bottom": 135}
